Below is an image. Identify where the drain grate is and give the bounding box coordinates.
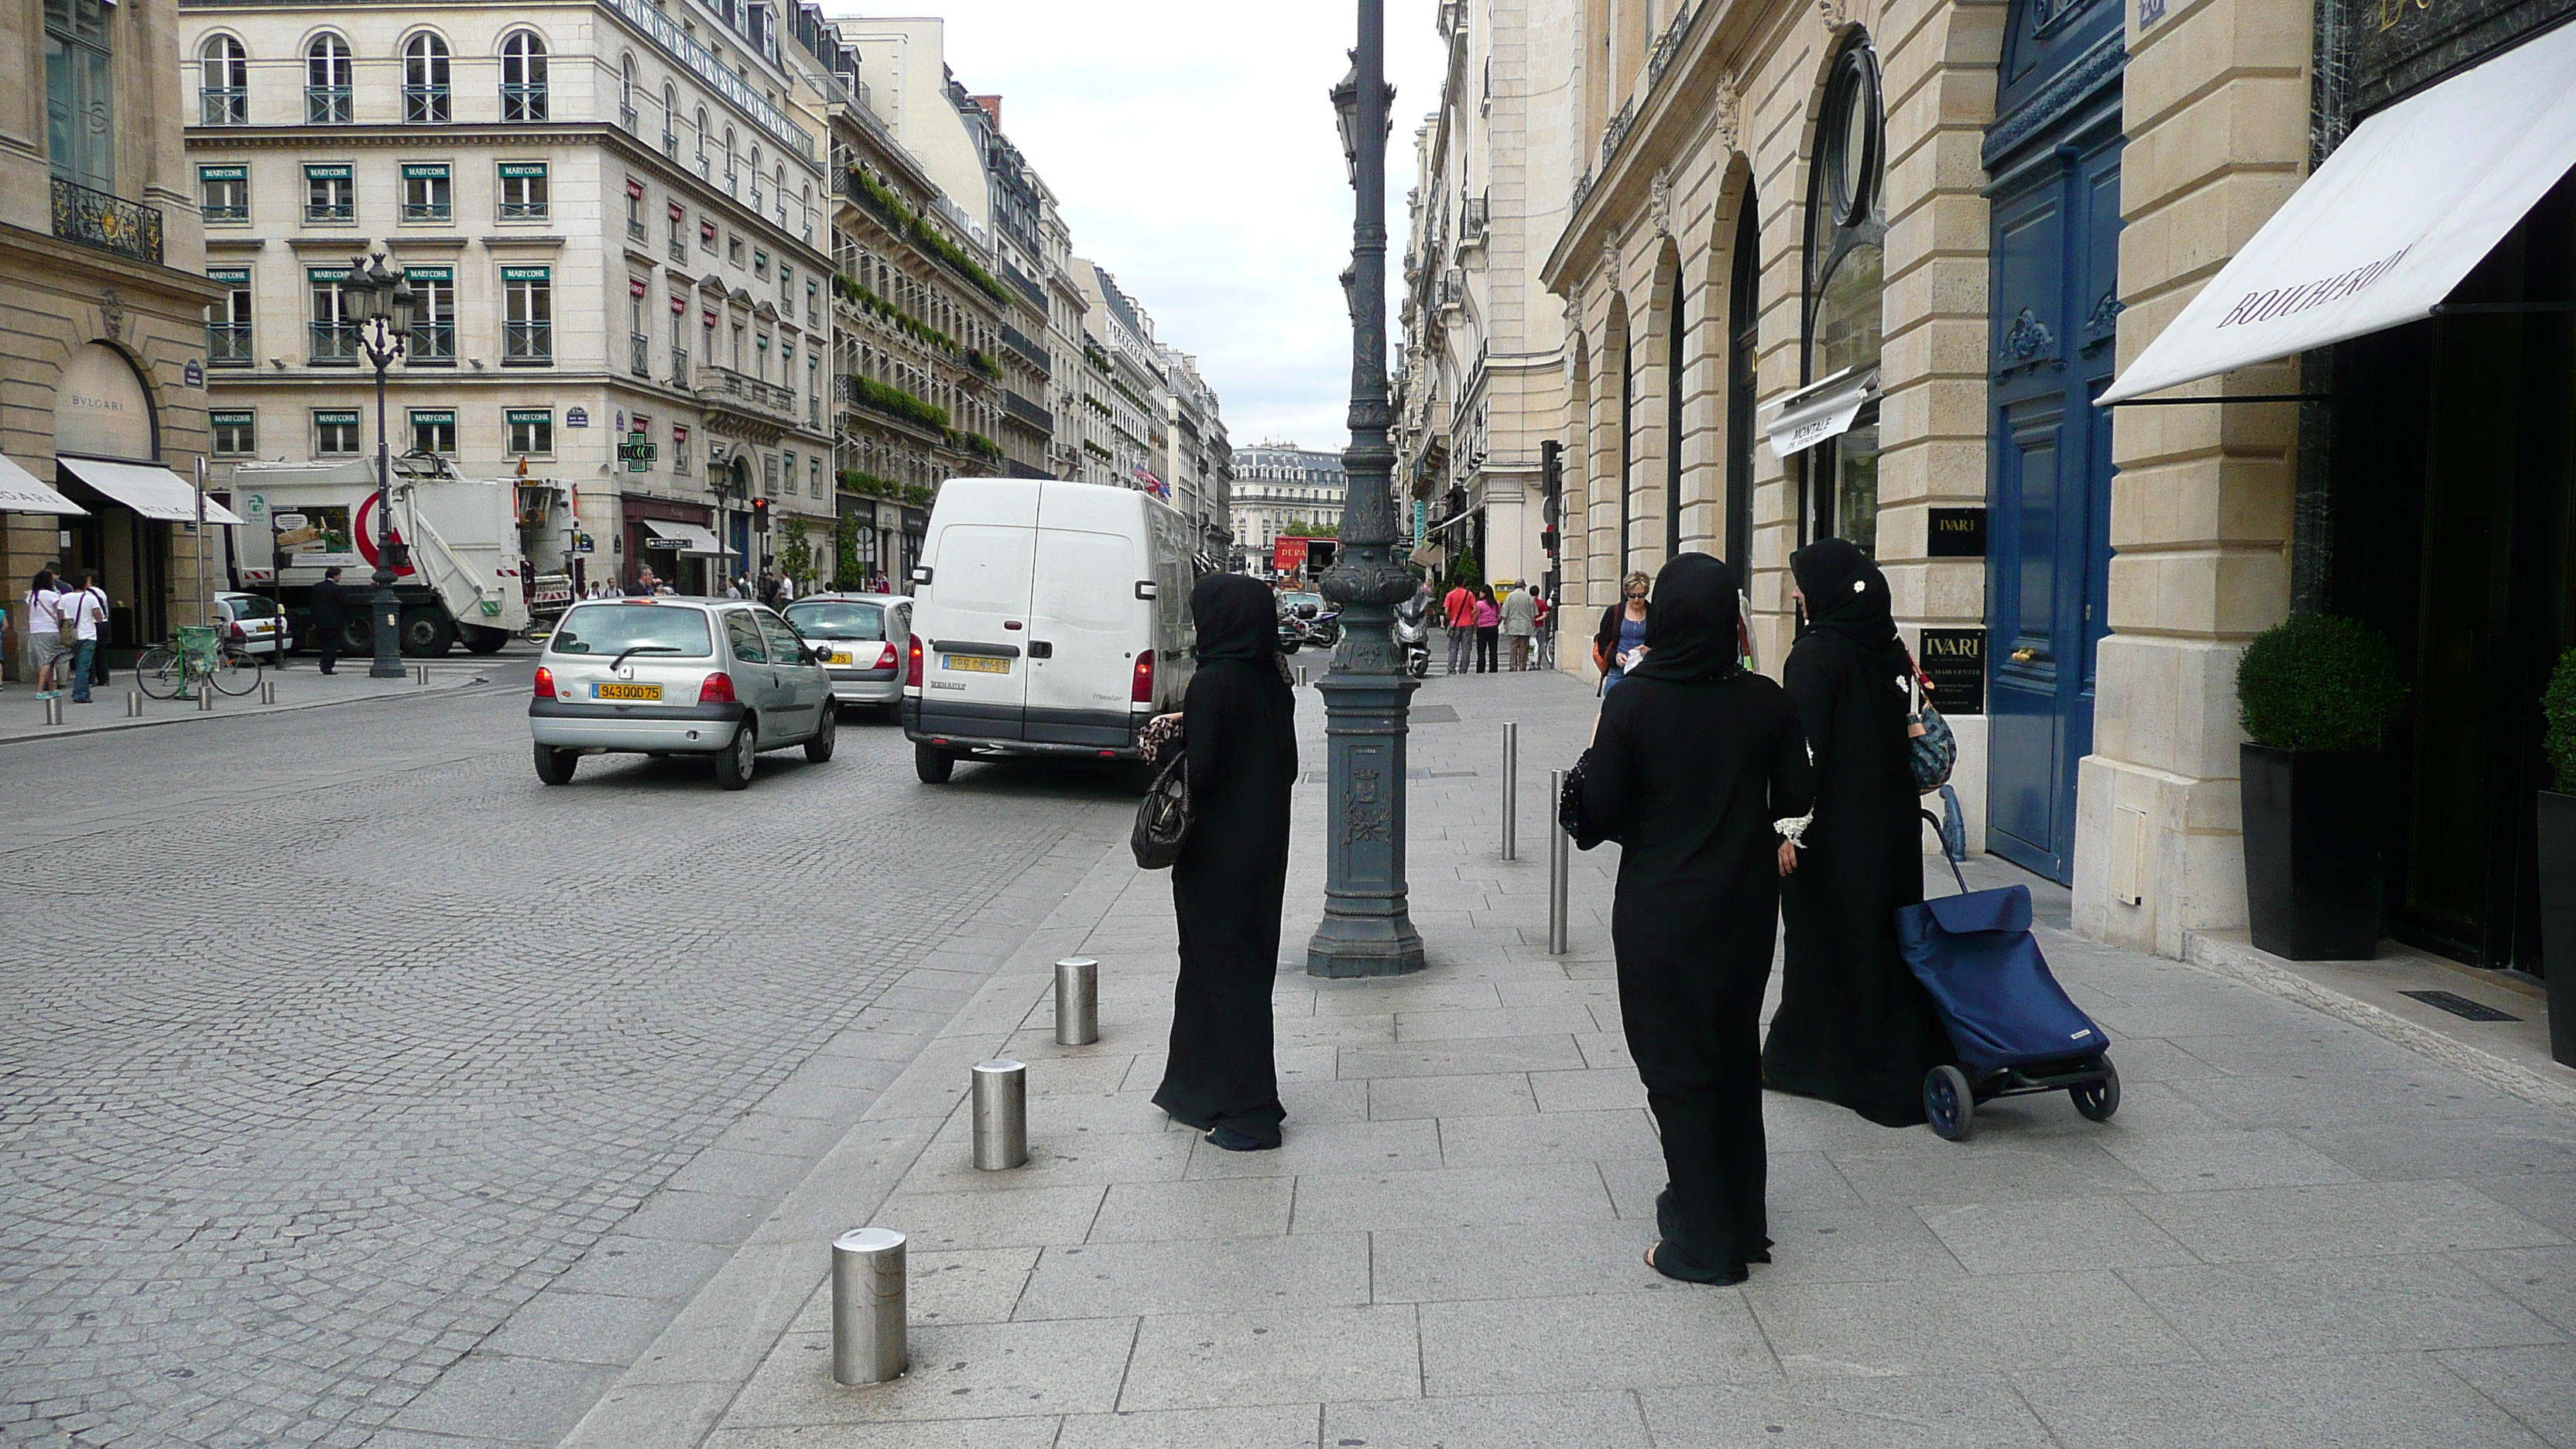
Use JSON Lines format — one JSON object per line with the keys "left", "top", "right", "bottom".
{"left": 2399, "top": 989, "right": 2521, "bottom": 1023}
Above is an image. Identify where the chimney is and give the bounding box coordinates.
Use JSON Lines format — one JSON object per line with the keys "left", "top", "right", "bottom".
{"left": 972, "top": 94, "right": 1002, "bottom": 129}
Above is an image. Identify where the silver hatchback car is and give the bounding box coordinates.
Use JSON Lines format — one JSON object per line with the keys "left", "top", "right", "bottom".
{"left": 529, "top": 598, "right": 836, "bottom": 789}
{"left": 780, "top": 593, "right": 912, "bottom": 714}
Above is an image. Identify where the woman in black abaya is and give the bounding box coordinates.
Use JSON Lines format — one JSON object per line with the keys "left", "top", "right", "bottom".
{"left": 1575, "top": 554, "right": 1812, "bottom": 1284}
{"left": 1152, "top": 573, "right": 1298, "bottom": 1151}
{"left": 1762, "top": 537, "right": 1951, "bottom": 1127}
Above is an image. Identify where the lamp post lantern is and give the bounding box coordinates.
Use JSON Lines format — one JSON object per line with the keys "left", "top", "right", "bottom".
{"left": 348, "top": 252, "right": 415, "bottom": 679}
{"left": 1306, "top": 0, "right": 1424, "bottom": 978}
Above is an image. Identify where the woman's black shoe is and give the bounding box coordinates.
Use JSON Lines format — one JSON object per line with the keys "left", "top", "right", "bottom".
{"left": 1644, "top": 1241, "right": 1747, "bottom": 1286}
{"left": 1205, "top": 1125, "right": 1276, "bottom": 1153}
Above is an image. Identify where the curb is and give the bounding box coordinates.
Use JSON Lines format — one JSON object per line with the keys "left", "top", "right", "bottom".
{"left": 0, "top": 672, "right": 492, "bottom": 747}
{"left": 2182, "top": 930, "right": 2576, "bottom": 1112}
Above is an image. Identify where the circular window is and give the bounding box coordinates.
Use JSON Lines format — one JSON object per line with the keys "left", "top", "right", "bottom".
{"left": 1821, "top": 45, "right": 1882, "bottom": 228}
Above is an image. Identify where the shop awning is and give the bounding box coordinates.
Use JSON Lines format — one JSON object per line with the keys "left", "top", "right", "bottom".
{"left": 640, "top": 519, "right": 725, "bottom": 556}
{"left": 0, "top": 452, "right": 85, "bottom": 515}
{"left": 2099, "top": 20, "right": 2576, "bottom": 403}
{"left": 56, "top": 456, "right": 244, "bottom": 525}
{"left": 1765, "top": 368, "right": 1877, "bottom": 458}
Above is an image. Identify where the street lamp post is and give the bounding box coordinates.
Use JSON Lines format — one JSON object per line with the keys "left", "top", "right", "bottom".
{"left": 1306, "top": 0, "right": 1424, "bottom": 978}
{"left": 346, "top": 253, "right": 415, "bottom": 679}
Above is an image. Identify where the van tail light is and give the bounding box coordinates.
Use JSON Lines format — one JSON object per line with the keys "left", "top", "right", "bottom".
{"left": 906, "top": 635, "right": 924, "bottom": 687}
{"left": 533, "top": 665, "right": 556, "bottom": 699}
{"left": 877, "top": 642, "right": 899, "bottom": 670}
{"left": 1131, "top": 649, "right": 1155, "bottom": 704}
{"left": 698, "top": 672, "right": 738, "bottom": 704}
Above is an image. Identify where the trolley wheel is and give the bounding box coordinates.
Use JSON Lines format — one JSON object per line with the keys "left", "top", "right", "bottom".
{"left": 2071, "top": 1060, "right": 2122, "bottom": 1122}
{"left": 533, "top": 744, "right": 579, "bottom": 786}
{"left": 1925, "top": 1064, "right": 1975, "bottom": 1142}
{"left": 914, "top": 742, "right": 955, "bottom": 784}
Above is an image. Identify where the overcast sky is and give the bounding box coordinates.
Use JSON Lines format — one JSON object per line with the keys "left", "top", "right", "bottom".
{"left": 881, "top": 2, "right": 1446, "bottom": 456}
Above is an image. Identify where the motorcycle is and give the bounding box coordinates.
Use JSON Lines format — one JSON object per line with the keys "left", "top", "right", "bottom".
{"left": 1276, "top": 612, "right": 1307, "bottom": 653}
{"left": 1306, "top": 608, "right": 1342, "bottom": 649}
{"left": 1392, "top": 611, "right": 1431, "bottom": 680}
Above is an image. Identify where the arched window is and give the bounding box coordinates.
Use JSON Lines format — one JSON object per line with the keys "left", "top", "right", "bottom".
{"left": 694, "top": 105, "right": 709, "bottom": 170}
{"left": 750, "top": 144, "right": 764, "bottom": 210}
{"left": 774, "top": 165, "right": 786, "bottom": 225}
{"left": 1724, "top": 190, "right": 1760, "bottom": 571}
{"left": 1800, "top": 34, "right": 1886, "bottom": 553}
{"left": 661, "top": 83, "right": 677, "bottom": 152}
{"left": 305, "top": 33, "right": 352, "bottom": 124}
{"left": 200, "top": 35, "right": 248, "bottom": 126}
{"left": 500, "top": 31, "right": 548, "bottom": 122}
{"left": 800, "top": 182, "right": 813, "bottom": 242}
{"left": 618, "top": 53, "right": 636, "bottom": 127}
{"left": 403, "top": 33, "right": 450, "bottom": 124}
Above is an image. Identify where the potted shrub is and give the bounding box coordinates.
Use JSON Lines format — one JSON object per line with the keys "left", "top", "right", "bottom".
{"left": 2235, "top": 615, "right": 2408, "bottom": 960}
{"left": 2540, "top": 647, "right": 2576, "bottom": 1067}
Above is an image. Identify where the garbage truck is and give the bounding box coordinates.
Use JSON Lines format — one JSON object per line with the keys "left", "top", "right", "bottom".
{"left": 221, "top": 455, "right": 567, "bottom": 656}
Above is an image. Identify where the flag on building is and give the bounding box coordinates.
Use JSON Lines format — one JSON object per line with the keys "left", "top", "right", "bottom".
{"left": 1133, "top": 465, "right": 1168, "bottom": 499}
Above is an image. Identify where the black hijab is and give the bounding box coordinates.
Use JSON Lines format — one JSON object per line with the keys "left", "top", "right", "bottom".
{"left": 1792, "top": 537, "right": 1907, "bottom": 668}
{"left": 1191, "top": 573, "right": 1281, "bottom": 668}
{"left": 1625, "top": 553, "right": 1745, "bottom": 685}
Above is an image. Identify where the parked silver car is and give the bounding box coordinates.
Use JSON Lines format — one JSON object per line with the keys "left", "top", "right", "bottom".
{"left": 529, "top": 598, "right": 835, "bottom": 789}
{"left": 781, "top": 593, "right": 912, "bottom": 714}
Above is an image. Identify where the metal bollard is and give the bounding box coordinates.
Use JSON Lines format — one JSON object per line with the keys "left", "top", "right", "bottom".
{"left": 830, "top": 1227, "right": 908, "bottom": 1385}
{"left": 971, "top": 1059, "right": 1027, "bottom": 1170}
{"left": 43, "top": 697, "right": 64, "bottom": 726}
{"left": 1501, "top": 722, "right": 1519, "bottom": 861}
{"left": 259, "top": 680, "right": 278, "bottom": 705}
{"left": 413, "top": 664, "right": 430, "bottom": 685}
{"left": 1297, "top": 664, "right": 1309, "bottom": 687}
{"left": 196, "top": 690, "right": 215, "bottom": 712}
{"left": 1547, "top": 768, "right": 1571, "bottom": 954}
{"left": 126, "top": 692, "right": 143, "bottom": 718}
{"left": 1054, "top": 958, "right": 1099, "bottom": 1046}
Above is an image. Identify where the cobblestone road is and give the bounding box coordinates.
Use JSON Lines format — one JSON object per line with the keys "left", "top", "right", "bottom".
{"left": 0, "top": 671, "right": 1133, "bottom": 1448}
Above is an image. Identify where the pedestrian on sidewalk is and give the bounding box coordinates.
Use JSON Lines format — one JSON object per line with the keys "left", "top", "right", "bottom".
{"left": 1594, "top": 572, "right": 1653, "bottom": 690}
{"left": 22, "top": 570, "right": 67, "bottom": 698}
{"left": 1501, "top": 583, "right": 1536, "bottom": 670}
{"left": 310, "top": 568, "right": 348, "bottom": 674}
{"left": 1444, "top": 577, "right": 1475, "bottom": 675}
{"left": 1473, "top": 586, "right": 1501, "bottom": 673}
{"left": 61, "top": 572, "right": 107, "bottom": 704}
{"left": 1570, "top": 553, "right": 1812, "bottom": 1285}
{"left": 1762, "top": 537, "right": 1949, "bottom": 1128}
{"left": 1151, "top": 572, "right": 1296, "bottom": 1153}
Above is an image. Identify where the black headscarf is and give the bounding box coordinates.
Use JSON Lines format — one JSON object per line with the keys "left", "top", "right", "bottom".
{"left": 1625, "top": 553, "right": 1745, "bottom": 685}
{"left": 1792, "top": 536, "right": 1907, "bottom": 669}
{"left": 1191, "top": 573, "right": 1281, "bottom": 668}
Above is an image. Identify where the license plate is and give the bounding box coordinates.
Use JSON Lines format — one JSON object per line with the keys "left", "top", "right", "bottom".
{"left": 943, "top": 654, "right": 1009, "bottom": 675}
{"left": 594, "top": 682, "right": 663, "bottom": 701}
{"left": 826, "top": 651, "right": 853, "bottom": 666}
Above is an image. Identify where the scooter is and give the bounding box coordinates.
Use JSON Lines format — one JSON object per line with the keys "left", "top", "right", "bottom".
{"left": 1392, "top": 612, "right": 1431, "bottom": 680}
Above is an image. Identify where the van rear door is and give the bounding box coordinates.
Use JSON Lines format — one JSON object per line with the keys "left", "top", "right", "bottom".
{"left": 918, "top": 521, "right": 1034, "bottom": 740}
{"left": 1025, "top": 523, "right": 1142, "bottom": 748}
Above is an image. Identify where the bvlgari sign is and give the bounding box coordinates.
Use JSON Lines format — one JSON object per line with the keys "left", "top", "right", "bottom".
{"left": 56, "top": 343, "right": 154, "bottom": 461}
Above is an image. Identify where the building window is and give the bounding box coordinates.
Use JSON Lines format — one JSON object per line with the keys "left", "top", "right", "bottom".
{"left": 809, "top": 454, "right": 822, "bottom": 498}
{"left": 805, "top": 279, "right": 819, "bottom": 327}
{"left": 629, "top": 283, "right": 651, "bottom": 377}
{"left": 1801, "top": 34, "right": 1886, "bottom": 554}
{"left": 406, "top": 266, "right": 455, "bottom": 362}
{"left": 660, "top": 82, "right": 677, "bottom": 153}
{"left": 304, "top": 33, "right": 351, "bottom": 125}
{"left": 304, "top": 163, "right": 355, "bottom": 223}
{"left": 502, "top": 265, "right": 552, "bottom": 364}
{"left": 672, "top": 423, "right": 690, "bottom": 474}
{"left": 207, "top": 268, "right": 253, "bottom": 367}
{"left": 701, "top": 218, "right": 717, "bottom": 253}
{"left": 45, "top": 0, "right": 115, "bottom": 191}
{"left": 618, "top": 52, "right": 636, "bottom": 131}
{"left": 779, "top": 263, "right": 792, "bottom": 304}
{"left": 307, "top": 266, "right": 358, "bottom": 365}
{"left": 670, "top": 294, "right": 690, "bottom": 379}
{"left": 199, "top": 165, "right": 248, "bottom": 224}
{"left": 314, "top": 409, "right": 361, "bottom": 455}
{"left": 753, "top": 248, "right": 769, "bottom": 279}
{"left": 401, "top": 163, "right": 451, "bottom": 222}
{"left": 403, "top": 33, "right": 450, "bottom": 123}
{"left": 409, "top": 409, "right": 457, "bottom": 454}
{"left": 500, "top": 30, "right": 548, "bottom": 122}
{"left": 211, "top": 409, "right": 256, "bottom": 455}
{"left": 505, "top": 409, "right": 553, "bottom": 456}
{"left": 497, "top": 161, "right": 547, "bottom": 220}
{"left": 728, "top": 233, "right": 745, "bottom": 265}
{"left": 199, "top": 35, "right": 248, "bottom": 126}
{"left": 669, "top": 202, "right": 688, "bottom": 262}
{"left": 626, "top": 178, "right": 646, "bottom": 242}
{"left": 694, "top": 105, "right": 710, "bottom": 174}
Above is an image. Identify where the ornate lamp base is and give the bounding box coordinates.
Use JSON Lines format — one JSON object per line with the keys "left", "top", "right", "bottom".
{"left": 1304, "top": 668, "right": 1427, "bottom": 978}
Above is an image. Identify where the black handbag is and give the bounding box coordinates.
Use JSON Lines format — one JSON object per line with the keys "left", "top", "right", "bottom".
{"left": 1131, "top": 752, "right": 1193, "bottom": 869}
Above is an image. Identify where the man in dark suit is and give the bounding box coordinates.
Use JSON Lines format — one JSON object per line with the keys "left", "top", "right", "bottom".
{"left": 311, "top": 567, "right": 348, "bottom": 674}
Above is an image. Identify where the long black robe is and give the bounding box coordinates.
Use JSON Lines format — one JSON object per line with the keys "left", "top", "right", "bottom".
{"left": 1578, "top": 554, "right": 1812, "bottom": 1277}
{"left": 1153, "top": 578, "right": 1297, "bottom": 1145}
{"left": 1762, "top": 605, "right": 1950, "bottom": 1128}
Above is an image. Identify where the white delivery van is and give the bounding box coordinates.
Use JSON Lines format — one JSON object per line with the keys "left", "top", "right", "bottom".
{"left": 902, "top": 477, "right": 1197, "bottom": 783}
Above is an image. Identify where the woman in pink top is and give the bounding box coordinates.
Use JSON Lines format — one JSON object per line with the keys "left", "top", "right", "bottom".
{"left": 1473, "top": 587, "right": 1502, "bottom": 673}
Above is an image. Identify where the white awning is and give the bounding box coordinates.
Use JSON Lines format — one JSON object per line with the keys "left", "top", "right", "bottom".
{"left": 2099, "top": 20, "right": 2576, "bottom": 403}
{"left": 0, "top": 452, "right": 85, "bottom": 515}
{"left": 640, "top": 518, "right": 725, "bottom": 556}
{"left": 56, "top": 456, "right": 245, "bottom": 525}
{"left": 1765, "top": 367, "right": 1877, "bottom": 458}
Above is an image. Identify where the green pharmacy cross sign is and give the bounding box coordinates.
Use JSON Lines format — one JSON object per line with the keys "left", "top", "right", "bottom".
{"left": 619, "top": 438, "right": 657, "bottom": 471}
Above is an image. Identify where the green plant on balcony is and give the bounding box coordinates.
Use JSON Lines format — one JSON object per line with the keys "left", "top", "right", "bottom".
{"left": 966, "top": 348, "right": 1000, "bottom": 379}
{"left": 1084, "top": 348, "right": 1111, "bottom": 375}
{"left": 844, "top": 163, "right": 1016, "bottom": 309}
{"left": 842, "top": 373, "right": 949, "bottom": 432}
{"left": 948, "top": 430, "right": 1002, "bottom": 461}
{"left": 1083, "top": 439, "right": 1112, "bottom": 461}
{"left": 838, "top": 466, "right": 903, "bottom": 500}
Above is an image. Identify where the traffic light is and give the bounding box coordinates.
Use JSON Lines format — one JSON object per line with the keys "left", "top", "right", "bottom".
{"left": 751, "top": 498, "right": 771, "bottom": 533}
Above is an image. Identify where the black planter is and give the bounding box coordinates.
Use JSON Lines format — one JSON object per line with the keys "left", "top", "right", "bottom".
{"left": 2241, "top": 744, "right": 2386, "bottom": 960}
{"left": 2540, "top": 790, "right": 2576, "bottom": 1069}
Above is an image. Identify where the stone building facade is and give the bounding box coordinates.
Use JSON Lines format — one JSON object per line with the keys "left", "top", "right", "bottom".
{"left": 3, "top": 0, "right": 224, "bottom": 671}
{"left": 1231, "top": 442, "right": 1348, "bottom": 578}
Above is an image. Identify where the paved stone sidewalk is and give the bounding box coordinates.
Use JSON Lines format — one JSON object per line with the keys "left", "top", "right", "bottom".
{"left": 0, "top": 659, "right": 492, "bottom": 746}
{"left": 578, "top": 668, "right": 2576, "bottom": 1449}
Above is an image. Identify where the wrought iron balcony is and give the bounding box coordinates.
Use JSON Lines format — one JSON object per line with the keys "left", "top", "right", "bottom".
{"left": 697, "top": 365, "right": 799, "bottom": 424}
{"left": 662, "top": 128, "right": 678, "bottom": 156}
{"left": 632, "top": 334, "right": 653, "bottom": 378}
{"left": 1461, "top": 194, "right": 1489, "bottom": 240}
{"left": 50, "top": 178, "right": 163, "bottom": 265}
{"left": 628, "top": 218, "right": 649, "bottom": 243}
{"left": 207, "top": 324, "right": 254, "bottom": 368}
{"left": 200, "top": 87, "right": 246, "bottom": 126}
{"left": 405, "top": 85, "right": 450, "bottom": 124}
{"left": 308, "top": 321, "right": 361, "bottom": 365}
{"left": 1005, "top": 389, "right": 1052, "bottom": 433}
{"left": 671, "top": 346, "right": 690, "bottom": 382}
{"left": 307, "top": 85, "right": 352, "bottom": 124}
{"left": 619, "top": 103, "right": 639, "bottom": 132}
{"left": 1001, "top": 324, "right": 1049, "bottom": 375}
{"left": 404, "top": 198, "right": 451, "bottom": 223}
{"left": 669, "top": 236, "right": 688, "bottom": 265}
{"left": 503, "top": 321, "right": 553, "bottom": 365}
{"left": 501, "top": 84, "right": 548, "bottom": 123}
{"left": 409, "top": 320, "right": 456, "bottom": 363}
{"left": 307, "top": 200, "right": 355, "bottom": 223}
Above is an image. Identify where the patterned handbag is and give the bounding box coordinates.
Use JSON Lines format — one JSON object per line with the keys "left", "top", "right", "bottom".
{"left": 1904, "top": 649, "right": 1957, "bottom": 794}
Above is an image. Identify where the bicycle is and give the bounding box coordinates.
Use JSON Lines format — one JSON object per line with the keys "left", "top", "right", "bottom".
{"left": 134, "top": 626, "right": 260, "bottom": 701}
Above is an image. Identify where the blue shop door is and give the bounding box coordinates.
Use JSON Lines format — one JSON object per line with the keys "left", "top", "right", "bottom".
{"left": 1983, "top": 18, "right": 2122, "bottom": 883}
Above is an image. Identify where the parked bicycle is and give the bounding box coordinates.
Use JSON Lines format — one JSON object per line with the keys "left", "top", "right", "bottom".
{"left": 134, "top": 625, "right": 259, "bottom": 701}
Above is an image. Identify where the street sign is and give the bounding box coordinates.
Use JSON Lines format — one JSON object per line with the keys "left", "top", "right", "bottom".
{"left": 566, "top": 407, "right": 589, "bottom": 428}
{"left": 645, "top": 536, "right": 683, "bottom": 550}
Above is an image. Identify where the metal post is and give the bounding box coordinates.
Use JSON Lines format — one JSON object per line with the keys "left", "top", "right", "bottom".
{"left": 1547, "top": 767, "right": 1570, "bottom": 954}
{"left": 1053, "top": 959, "right": 1098, "bottom": 1046}
{"left": 43, "top": 697, "right": 63, "bottom": 726}
{"left": 1297, "top": 664, "right": 1308, "bottom": 687}
{"left": 970, "top": 1060, "right": 1026, "bottom": 1170}
{"left": 1501, "top": 722, "right": 1519, "bottom": 861}
{"left": 197, "top": 690, "right": 214, "bottom": 712}
{"left": 413, "top": 664, "right": 429, "bottom": 685}
{"left": 259, "top": 680, "right": 277, "bottom": 705}
{"left": 830, "top": 1227, "right": 907, "bottom": 1385}
{"left": 125, "top": 692, "right": 142, "bottom": 718}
